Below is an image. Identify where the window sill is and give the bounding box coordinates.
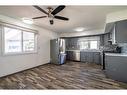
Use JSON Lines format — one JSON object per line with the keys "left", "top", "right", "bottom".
{"left": 2, "top": 51, "right": 38, "bottom": 56}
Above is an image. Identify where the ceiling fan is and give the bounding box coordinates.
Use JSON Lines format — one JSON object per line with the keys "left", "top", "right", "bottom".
{"left": 32, "top": 5, "right": 69, "bottom": 25}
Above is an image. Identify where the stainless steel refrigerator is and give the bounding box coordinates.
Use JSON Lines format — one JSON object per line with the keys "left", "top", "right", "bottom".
{"left": 50, "top": 38, "right": 66, "bottom": 64}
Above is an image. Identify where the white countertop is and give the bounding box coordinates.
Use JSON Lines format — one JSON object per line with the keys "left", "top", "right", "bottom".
{"left": 66, "top": 49, "right": 101, "bottom": 52}
{"left": 66, "top": 50, "right": 80, "bottom": 52}
{"left": 105, "top": 53, "right": 127, "bottom": 57}
{"left": 81, "top": 50, "right": 101, "bottom": 52}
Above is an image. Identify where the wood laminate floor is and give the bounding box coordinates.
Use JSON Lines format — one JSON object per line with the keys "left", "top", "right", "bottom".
{"left": 0, "top": 61, "right": 127, "bottom": 89}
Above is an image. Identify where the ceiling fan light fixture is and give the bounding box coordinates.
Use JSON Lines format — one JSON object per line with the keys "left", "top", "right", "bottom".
{"left": 74, "top": 27, "right": 85, "bottom": 32}
{"left": 32, "top": 5, "right": 69, "bottom": 25}
{"left": 22, "top": 17, "right": 34, "bottom": 24}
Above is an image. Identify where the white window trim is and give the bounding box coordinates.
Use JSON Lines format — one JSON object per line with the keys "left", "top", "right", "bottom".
{"left": 0, "top": 21, "right": 38, "bottom": 34}
{"left": 1, "top": 25, "right": 38, "bottom": 56}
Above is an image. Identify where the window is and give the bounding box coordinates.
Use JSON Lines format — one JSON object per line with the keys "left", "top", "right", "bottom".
{"left": 80, "top": 41, "right": 89, "bottom": 50}
{"left": 3, "top": 26, "right": 37, "bottom": 54}
{"left": 4, "top": 27, "right": 22, "bottom": 53}
{"left": 90, "top": 41, "right": 98, "bottom": 49}
{"left": 23, "top": 31, "right": 35, "bottom": 52}
{"left": 79, "top": 36, "right": 100, "bottom": 50}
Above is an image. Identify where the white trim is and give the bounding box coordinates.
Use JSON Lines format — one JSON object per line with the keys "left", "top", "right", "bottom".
{"left": 1, "top": 25, "right": 5, "bottom": 55}
{"left": 3, "top": 51, "right": 38, "bottom": 56}
{"left": 21, "top": 31, "right": 23, "bottom": 52}
{"left": 113, "top": 23, "right": 116, "bottom": 44}
{"left": 0, "top": 21, "right": 38, "bottom": 34}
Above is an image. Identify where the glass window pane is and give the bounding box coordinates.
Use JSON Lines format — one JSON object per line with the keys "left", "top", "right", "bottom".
{"left": 90, "top": 41, "right": 98, "bottom": 49}
{"left": 4, "top": 27, "right": 22, "bottom": 53}
{"left": 23, "top": 31, "right": 35, "bottom": 52}
{"left": 80, "top": 41, "right": 89, "bottom": 50}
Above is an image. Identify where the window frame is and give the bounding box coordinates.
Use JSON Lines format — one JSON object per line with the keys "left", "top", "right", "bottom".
{"left": 1, "top": 25, "right": 38, "bottom": 55}
{"left": 79, "top": 37, "right": 100, "bottom": 50}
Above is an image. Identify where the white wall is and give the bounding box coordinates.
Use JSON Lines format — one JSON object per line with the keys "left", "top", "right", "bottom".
{"left": 58, "top": 29, "right": 104, "bottom": 37}
{"left": 0, "top": 14, "right": 58, "bottom": 77}
{"left": 106, "top": 9, "right": 127, "bottom": 23}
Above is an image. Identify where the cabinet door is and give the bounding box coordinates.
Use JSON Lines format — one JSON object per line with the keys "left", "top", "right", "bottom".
{"left": 105, "top": 55, "right": 127, "bottom": 82}
{"left": 93, "top": 52, "right": 100, "bottom": 64}
{"left": 116, "top": 20, "right": 127, "bottom": 43}
{"left": 105, "top": 22, "right": 115, "bottom": 33}
{"left": 86, "top": 52, "right": 93, "bottom": 63}
{"left": 103, "top": 33, "right": 111, "bottom": 45}
{"left": 70, "top": 51, "right": 73, "bottom": 60}
{"left": 66, "top": 51, "right": 70, "bottom": 60}
{"left": 80, "top": 52, "right": 87, "bottom": 62}
{"left": 66, "top": 51, "right": 73, "bottom": 60}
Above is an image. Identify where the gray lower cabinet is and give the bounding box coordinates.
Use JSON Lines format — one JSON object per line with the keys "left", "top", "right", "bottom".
{"left": 80, "top": 51, "right": 87, "bottom": 62}
{"left": 66, "top": 51, "right": 73, "bottom": 60}
{"left": 81, "top": 52, "right": 93, "bottom": 63}
{"left": 93, "top": 52, "right": 101, "bottom": 65}
{"left": 80, "top": 51, "right": 101, "bottom": 64}
{"left": 86, "top": 52, "right": 94, "bottom": 63}
{"left": 105, "top": 54, "right": 127, "bottom": 83}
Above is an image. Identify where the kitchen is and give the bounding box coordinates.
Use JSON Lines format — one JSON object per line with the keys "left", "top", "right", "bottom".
{"left": 50, "top": 9, "right": 127, "bottom": 83}
{"left": 0, "top": 6, "right": 127, "bottom": 89}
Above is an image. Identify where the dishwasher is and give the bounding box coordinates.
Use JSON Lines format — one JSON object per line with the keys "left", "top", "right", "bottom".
{"left": 68, "top": 50, "right": 80, "bottom": 61}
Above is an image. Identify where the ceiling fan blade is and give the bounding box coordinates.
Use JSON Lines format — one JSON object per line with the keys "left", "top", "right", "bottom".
{"left": 54, "top": 16, "right": 69, "bottom": 21}
{"left": 33, "top": 5, "right": 48, "bottom": 15}
{"left": 32, "top": 16, "right": 47, "bottom": 19}
{"left": 51, "top": 5, "right": 65, "bottom": 15}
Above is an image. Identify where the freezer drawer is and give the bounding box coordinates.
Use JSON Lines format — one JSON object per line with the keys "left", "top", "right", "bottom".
{"left": 59, "top": 53, "right": 66, "bottom": 64}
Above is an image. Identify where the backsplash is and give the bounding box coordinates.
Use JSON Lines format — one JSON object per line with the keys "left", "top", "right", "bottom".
{"left": 66, "top": 38, "right": 80, "bottom": 50}
{"left": 65, "top": 36, "right": 100, "bottom": 50}
{"left": 118, "top": 43, "right": 127, "bottom": 53}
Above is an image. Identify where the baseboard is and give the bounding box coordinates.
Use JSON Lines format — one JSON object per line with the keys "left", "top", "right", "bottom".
{"left": 0, "top": 62, "right": 50, "bottom": 79}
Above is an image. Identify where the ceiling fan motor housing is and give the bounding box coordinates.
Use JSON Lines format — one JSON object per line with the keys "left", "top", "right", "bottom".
{"left": 50, "top": 20, "right": 54, "bottom": 25}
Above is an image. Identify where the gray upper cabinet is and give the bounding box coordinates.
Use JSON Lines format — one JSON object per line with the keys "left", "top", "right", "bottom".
{"left": 115, "top": 20, "right": 127, "bottom": 43}
{"left": 105, "top": 22, "right": 115, "bottom": 33}
{"left": 100, "top": 33, "right": 111, "bottom": 46}
{"left": 104, "top": 20, "right": 127, "bottom": 43}
{"left": 102, "top": 22, "right": 115, "bottom": 45}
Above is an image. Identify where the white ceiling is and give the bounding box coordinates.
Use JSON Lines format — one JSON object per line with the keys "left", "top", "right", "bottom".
{"left": 0, "top": 6, "right": 127, "bottom": 33}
